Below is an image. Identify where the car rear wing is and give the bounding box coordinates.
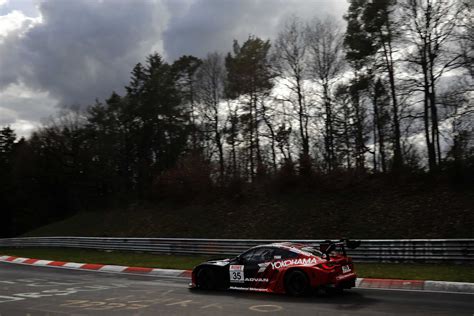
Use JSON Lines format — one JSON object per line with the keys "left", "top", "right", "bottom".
{"left": 318, "top": 239, "right": 361, "bottom": 258}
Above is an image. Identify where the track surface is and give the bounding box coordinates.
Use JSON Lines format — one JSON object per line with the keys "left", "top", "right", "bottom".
{"left": 0, "top": 262, "right": 472, "bottom": 315}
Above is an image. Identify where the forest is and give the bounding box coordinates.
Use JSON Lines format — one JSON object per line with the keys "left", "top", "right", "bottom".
{"left": 0, "top": 0, "right": 473, "bottom": 238}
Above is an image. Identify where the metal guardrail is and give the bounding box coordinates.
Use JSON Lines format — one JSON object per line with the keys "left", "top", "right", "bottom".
{"left": 0, "top": 237, "right": 472, "bottom": 263}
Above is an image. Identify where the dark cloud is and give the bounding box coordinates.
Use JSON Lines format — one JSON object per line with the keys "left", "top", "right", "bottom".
{"left": 163, "top": 0, "right": 348, "bottom": 60}
{"left": 0, "top": 83, "right": 56, "bottom": 124}
{"left": 0, "top": 0, "right": 39, "bottom": 16}
{"left": 0, "top": 0, "right": 348, "bottom": 133}
{"left": 0, "top": 0, "right": 168, "bottom": 106}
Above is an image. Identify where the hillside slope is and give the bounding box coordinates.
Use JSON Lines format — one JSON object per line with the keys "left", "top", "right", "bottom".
{"left": 24, "top": 182, "right": 474, "bottom": 239}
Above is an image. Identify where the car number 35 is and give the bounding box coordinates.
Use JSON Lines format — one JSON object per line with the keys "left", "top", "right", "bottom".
{"left": 229, "top": 265, "right": 244, "bottom": 283}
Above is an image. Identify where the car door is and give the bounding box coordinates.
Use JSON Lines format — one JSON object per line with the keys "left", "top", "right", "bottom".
{"left": 228, "top": 248, "right": 256, "bottom": 287}
{"left": 242, "top": 247, "right": 274, "bottom": 288}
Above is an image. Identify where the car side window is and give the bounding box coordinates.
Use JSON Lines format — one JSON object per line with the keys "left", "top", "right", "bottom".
{"left": 240, "top": 249, "right": 257, "bottom": 262}
{"left": 257, "top": 248, "right": 274, "bottom": 262}
{"left": 242, "top": 247, "right": 274, "bottom": 264}
{"left": 273, "top": 248, "right": 299, "bottom": 260}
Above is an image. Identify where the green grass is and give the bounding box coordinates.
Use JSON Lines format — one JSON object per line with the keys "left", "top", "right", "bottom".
{"left": 1, "top": 248, "right": 473, "bottom": 283}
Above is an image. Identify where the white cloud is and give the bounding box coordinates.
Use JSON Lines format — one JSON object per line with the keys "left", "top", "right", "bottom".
{"left": 0, "top": 9, "right": 41, "bottom": 42}
{"left": 0, "top": 82, "right": 58, "bottom": 138}
{"left": 10, "top": 119, "right": 38, "bottom": 139}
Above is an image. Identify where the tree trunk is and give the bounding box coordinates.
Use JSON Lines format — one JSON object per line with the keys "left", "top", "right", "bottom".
{"left": 428, "top": 45, "right": 441, "bottom": 167}
{"left": 323, "top": 82, "right": 335, "bottom": 171}
{"left": 381, "top": 39, "right": 403, "bottom": 171}
{"left": 248, "top": 97, "right": 255, "bottom": 181}
{"left": 214, "top": 108, "right": 225, "bottom": 179}
{"left": 297, "top": 76, "right": 309, "bottom": 158}
{"left": 422, "top": 49, "right": 436, "bottom": 171}
{"left": 353, "top": 90, "right": 365, "bottom": 170}
{"left": 373, "top": 90, "right": 387, "bottom": 172}
{"left": 253, "top": 94, "right": 263, "bottom": 175}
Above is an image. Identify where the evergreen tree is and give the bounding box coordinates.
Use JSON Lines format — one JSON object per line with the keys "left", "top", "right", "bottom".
{"left": 0, "top": 127, "right": 16, "bottom": 237}
{"left": 225, "top": 36, "right": 274, "bottom": 180}
{"left": 172, "top": 55, "right": 203, "bottom": 151}
{"left": 345, "top": 0, "right": 403, "bottom": 171}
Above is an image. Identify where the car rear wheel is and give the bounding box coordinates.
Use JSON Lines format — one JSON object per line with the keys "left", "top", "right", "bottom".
{"left": 285, "top": 270, "right": 310, "bottom": 296}
{"left": 196, "top": 267, "right": 216, "bottom": 290}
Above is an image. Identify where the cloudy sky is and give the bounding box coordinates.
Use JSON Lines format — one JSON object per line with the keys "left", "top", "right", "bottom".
{"left": 0, "top": 0, "right": 348, "bottom": 137}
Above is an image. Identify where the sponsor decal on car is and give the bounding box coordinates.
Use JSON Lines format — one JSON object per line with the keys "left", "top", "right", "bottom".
{"left": 270, "top": 257, "right": 318, "bottom": 269}
{"left": 342, "top": 265, "right": 351, "bottom": 273}
{"left": 229, "top": 265, "right": 244, "bottom": 283}
{"left": 336, "top": 272, "right": 356, "bottom": 281}
{"left": 245, "top": 278, "right": 269, "bottom": 282}
{"left": 229, "top": 286, "right": 268, "bottom": 292}
{"left": 257, "top": 262, "right": 271, "bottom": 273}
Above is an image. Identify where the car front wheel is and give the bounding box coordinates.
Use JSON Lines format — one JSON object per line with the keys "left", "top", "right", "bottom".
{"left": 196, "top": 267, "right": 216, "bottom": 290}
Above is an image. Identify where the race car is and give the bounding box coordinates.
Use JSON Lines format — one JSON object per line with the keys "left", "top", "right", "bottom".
{"left": 190, "top": 239, "right": 360, "bottom": 296}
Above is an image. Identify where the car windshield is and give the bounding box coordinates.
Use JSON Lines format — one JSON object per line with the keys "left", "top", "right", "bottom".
{"left": 300, "top": 246, "right": 323, "bottom": 257}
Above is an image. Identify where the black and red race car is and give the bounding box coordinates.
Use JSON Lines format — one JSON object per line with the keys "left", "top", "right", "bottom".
{"left": 191, "top": 239, "right": 360, "bottom": 296}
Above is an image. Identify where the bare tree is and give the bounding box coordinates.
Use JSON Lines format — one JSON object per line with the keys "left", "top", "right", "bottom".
{"left": 401, "top": 0, "right": 465, "bottom": 171}
{"left": 196, "top": 53, "right": 226, "bottom": 179}
{"left": 224, "top": 101, "right": 242, "bottom": 178}
{"left": 306, "top": 17, "right": 345, "bottom": 171}
{"left": 274, "top": 16, "right": 311, "bottom": 172}
{"left": 459, "top": 0, "right": 474, "bottom": 79}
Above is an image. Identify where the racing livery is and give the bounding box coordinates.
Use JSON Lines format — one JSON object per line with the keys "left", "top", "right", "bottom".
{"left": 191, "top": 239, "right": 360, "bottom": 296}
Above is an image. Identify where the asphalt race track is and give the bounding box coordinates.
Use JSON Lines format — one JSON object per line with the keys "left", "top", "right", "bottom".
{"left": 0, "top": 262, "right": 472, "bottom": 315}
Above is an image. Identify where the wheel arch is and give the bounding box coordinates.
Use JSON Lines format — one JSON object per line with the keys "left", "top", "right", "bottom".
{"left": 282, "top": 267, "right": 312, "bottom": 296}
{"left": 194, "top": 264, "right": 229, "bottom": 290}
{"left": 283, "top": 267, "right": 310, "bottom": 281}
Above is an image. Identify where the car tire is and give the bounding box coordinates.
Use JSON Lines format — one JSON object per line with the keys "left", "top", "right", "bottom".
{"left": 196, "top": 267, "right": 216, "bottom": 290}
{"left": 284, "top": 270, "right": 310, "bottom": 296}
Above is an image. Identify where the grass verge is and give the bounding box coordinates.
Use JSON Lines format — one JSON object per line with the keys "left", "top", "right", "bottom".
{"left": 0, "top": 248, "right": 472, "bottom": 283}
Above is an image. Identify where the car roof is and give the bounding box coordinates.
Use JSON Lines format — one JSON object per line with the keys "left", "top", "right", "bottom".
{"left": 274, "top": 242, "right": 308, "bottom": 248}
{"left": 254, "top": 242, "right": 310, "bottom": 251}
{"left": 245, "top": 243, "right": 321, "bottom": 257}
